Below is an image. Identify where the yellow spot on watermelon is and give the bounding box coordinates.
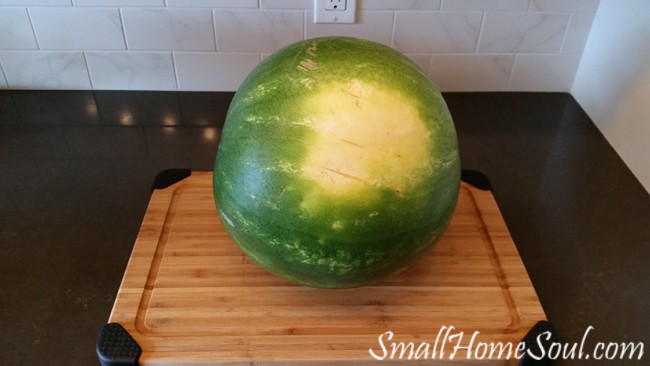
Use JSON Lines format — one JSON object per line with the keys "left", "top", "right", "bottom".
{"left": 300, "top": 79, "right": 432, "bottom": 211}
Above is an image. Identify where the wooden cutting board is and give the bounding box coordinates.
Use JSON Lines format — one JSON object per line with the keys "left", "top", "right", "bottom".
{"left": 107, "top": 171, "right": 545, "bottom": 365}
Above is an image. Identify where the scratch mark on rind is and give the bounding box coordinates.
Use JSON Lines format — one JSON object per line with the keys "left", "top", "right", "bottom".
{"left": 321, "top": 167, "right": 370, "bottom": 184}
{"left": 335, "top": 137, "right": 364, "bottom": 148}
{"left": 297, "top": 59, "right": 317, "bottom": 73}
{"left": 345, "top": 90, "right": 361, "bottom": 98}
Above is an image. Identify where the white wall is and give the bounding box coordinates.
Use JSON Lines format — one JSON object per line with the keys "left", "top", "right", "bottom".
{"left": 572, "top": 0, "right": 650, "bottom": 193}
{"left": 0, "top": 0, "right": 599, "bottom": 92}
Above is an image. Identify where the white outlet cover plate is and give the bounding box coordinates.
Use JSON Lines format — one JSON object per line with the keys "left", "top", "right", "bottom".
{"left": 314, "top": 0, "right": 356, "bottom": 24}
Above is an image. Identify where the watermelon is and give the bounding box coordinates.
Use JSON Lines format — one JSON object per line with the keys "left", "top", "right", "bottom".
{"left": 213, "top": 37, "right": 460, "bottom": 288}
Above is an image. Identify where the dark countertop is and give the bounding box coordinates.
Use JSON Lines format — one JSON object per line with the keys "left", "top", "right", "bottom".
{"left": 0, "top": 91, "right": 648, "bottom": 365}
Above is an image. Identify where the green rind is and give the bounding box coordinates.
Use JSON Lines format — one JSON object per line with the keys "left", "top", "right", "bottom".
{"left": 214, "top": 37, "right": 460, "bottom": 288}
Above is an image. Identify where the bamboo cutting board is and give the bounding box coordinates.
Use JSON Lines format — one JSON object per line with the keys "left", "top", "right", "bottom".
{"left": 107, "top": 172, "right": 545, "bottom": 365}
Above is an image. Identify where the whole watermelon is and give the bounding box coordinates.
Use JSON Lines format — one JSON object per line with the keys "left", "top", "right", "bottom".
{"left": 214, "top": 37, "right": 460, "bottom": 288}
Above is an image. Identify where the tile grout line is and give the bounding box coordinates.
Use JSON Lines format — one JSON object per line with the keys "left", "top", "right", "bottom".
{"left": 507, "top": 54, "right": 519, "bottom": 91}
{"left": 389, "top": 10, "right": 397, "bottom": 48}
{"left": 82, "top": 52, "right": 95, "bottom": 90}
{"left": 558, "top": 14, "right": 573, "bottom": 54}
{"left": 25, "top": 8, "right": 42, "bottom": 50}
{"left": 118, "top": 8, "right": 129, "bottom": 50}
{"left": 474, "top": 11, "right": 486, "bottom": 53}
{"left": 212, "top": 9, "right": 220, "bottom": 51}
{"left": 171, "top": 52, "right": 180, "bottom": 91}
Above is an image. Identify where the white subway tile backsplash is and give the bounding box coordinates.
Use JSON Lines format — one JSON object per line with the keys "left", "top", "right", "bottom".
{"left": 0, "top": 0, "right": 70, "bottom": 5}
{"left": 175, "top": 52, "right": 260, "bottom": 91}
{"left": 360, "top": 0, "right": 440, "bottom": 10}
{"left": 429, "top": 54, "right": 515, "bottom": 91}
{"left": 73, "top": 0, "right": 164, "bottom": 6}
{"left": 441, "top": 0, "right": 528, "bottom": 11}
{"left": 29, "top": 8, "right": 125, "bottom": 50}
{"left": 0, "top": 0, "right": 600, "bottom": 91}
{"left": 122, "top": 9, "right": 215, "bottom": 51}
{"left": 393, "top": 12, "right": 482, "bottom": 53}
{"left": 260, "top": 0, "right": 310, "bottom": 9}
{"left": 509, "top": 54, "right": 580, "bottom": 91}
{"left": 306, "top": 11, "right": 394, "bottom": 46}
{"left": 561, "top": 14, "right": 594, "bottom": 54}
{"left": 266, "top": 0, "right": 441, "bottom": 10}
{"left": 0, "top": 8, "right": 38, "bottom": 50}
{"left": 86, "top": 51, "right": 176, "bottom": 90}
{"left": 0, "top": 51, "right": 91, "bottom": 89}
{"left": 479, "top": 12, "right": 569, "bottom": 53}
{"left": 530, "top": 0, "right": 600, "bottom": 13}
{"left": 214, "top": 10, "right": 303, "bottom": 52}
{"left": 166, "top": 0, "right": 258, "bottom": 8}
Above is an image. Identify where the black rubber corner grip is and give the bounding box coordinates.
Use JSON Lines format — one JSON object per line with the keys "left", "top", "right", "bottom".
{"left": 461, "top": 169, "right": 492, "bottom": 191}
{"left": 519, "top": 321, "right": 558, "bottom": 366}
{"left": 96, "top": 323, "right": 141, "bottom": 366}
{"left": 151, "top": 168, "right": 191, "bottom": 191}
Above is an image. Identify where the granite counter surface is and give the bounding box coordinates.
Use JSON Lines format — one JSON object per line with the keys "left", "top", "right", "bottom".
{"left": 0, "top": 91, "right": 648, "bottom": 365}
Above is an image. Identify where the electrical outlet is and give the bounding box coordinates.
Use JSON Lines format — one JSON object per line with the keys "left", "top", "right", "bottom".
{"left": 325, "top": 0, "right": 345, "bottom": 10}
{"left": 314, "top": 0, "right": 356, "bottom": 24}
